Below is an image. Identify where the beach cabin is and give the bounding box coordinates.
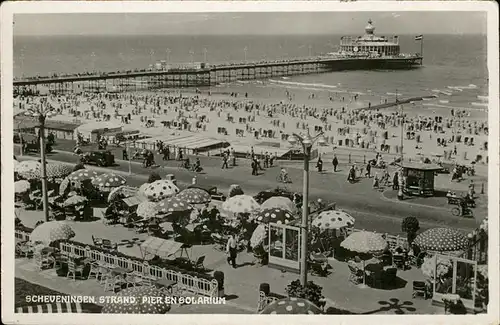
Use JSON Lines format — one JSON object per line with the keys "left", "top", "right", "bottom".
{"left": 74, "top": 121, "right": 123, "bottom": 143}
{"left": 401, "top": 162, "right": 443, "bottom": 196}
{"left": 34, "top": 120, "right": 82, "bottom": 141}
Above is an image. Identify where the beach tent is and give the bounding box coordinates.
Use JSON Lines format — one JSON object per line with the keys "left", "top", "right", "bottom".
{"left": 74, "top": 121, "right": 123, "bottom": 142}
{"left": 140, "top": 236, "right": 191, "bottom": 260}
{"left": 229, "top": 144, "right": 292, "bottom": 159}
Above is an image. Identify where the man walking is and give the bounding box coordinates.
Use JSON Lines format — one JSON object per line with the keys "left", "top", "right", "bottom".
{"left": 222, "top": 153, "right": 229, "bottom": 169}
{"left": 122, "top": 148, "right": 128, "bottom": 160}
{"left": 332, "top": 154, "right": 339, "bottom": 172}
{"left": 226, "top": 234, "right": 238, "bottom": 268}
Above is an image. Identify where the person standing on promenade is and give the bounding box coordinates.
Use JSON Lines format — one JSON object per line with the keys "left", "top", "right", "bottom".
{"left": 122, "top": 148, "right": 128, "bottom": 160}
{"left": 222, "top": 153, "right": 229, "bottom": 169}
{"left": 365, "top": 162, "right": 371, "bottom": 178}
{"left": 392, "top": 171, "right": 399, "bottom": 190}
{"left": 226, "top": 234, "right": 238, "bottom": 268}
{"left": 316, "top": 156, "right": 323, "bottom": 173}
{"left": 332, "top": 155, "right": 339, "bottom": 172}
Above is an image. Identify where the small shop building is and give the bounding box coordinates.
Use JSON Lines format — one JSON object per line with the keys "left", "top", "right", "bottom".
{"left": 401, "top": 162, "right": 443, "bottom": 196}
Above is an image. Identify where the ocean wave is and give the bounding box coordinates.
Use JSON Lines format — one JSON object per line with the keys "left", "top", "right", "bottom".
{"left": 439, "top": 100, "right": 449, "bottom": 104}
{"left": 386, "top": 92, "right": 402, "bottom": 96}
{"left": 471, "top": 102, "right": 488, "bottom": 107}
{"left": 423, "top": 103, "right": 483, "bottom": 111}
{"left": 448, "top": 84, "right": 478, "bottom": 90}
{"left": 477, "top": 95, "right": 488, "bottom": 101}
{"left": 431, "top": 89, "right": 453, "bottom": 96}
{"left": 268, "top": 79, "right": 338, "bottom": 89}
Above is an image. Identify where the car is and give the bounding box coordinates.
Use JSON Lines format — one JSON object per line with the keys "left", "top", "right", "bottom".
{"left": 81, "top": 150, "right": 115, "bottom": 167}
{"left": 187, "top": 184, "right": 226, "bottom": 201}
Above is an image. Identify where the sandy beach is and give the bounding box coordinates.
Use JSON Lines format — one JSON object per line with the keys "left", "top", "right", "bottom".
{"left": 14, "top": 87, "right": 488, "bottom": 165}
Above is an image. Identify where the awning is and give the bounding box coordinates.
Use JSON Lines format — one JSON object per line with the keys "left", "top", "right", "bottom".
{"left": 140, "top": 236, "right": 184, "bottom": 258}
{"left": 16, "top": 303, "right": 83, "bottom": 313}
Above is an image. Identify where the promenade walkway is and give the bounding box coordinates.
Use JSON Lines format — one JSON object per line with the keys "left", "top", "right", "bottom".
{"left": 15, "top": 207, "right": 441, "bottom": 315}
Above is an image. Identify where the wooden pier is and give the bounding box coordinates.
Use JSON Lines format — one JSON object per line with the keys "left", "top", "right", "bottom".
{"left": 14, "top": 55, "right": 422, "bottom": 94}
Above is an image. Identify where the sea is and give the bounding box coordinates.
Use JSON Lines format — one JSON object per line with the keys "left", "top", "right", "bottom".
{"left": 13, "top": 34, "right": 488, "bottom": 116}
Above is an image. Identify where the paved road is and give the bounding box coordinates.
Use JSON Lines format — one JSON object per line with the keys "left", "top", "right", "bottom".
{"left": 17, "top": 144, "right": 480, "bottom": 236}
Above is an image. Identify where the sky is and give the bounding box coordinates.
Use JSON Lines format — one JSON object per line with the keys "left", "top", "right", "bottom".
{"left": 14, "top": 11, "right": 487, "bottom": 36}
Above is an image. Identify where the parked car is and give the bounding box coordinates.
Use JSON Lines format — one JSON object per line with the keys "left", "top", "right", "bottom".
{"left": 80, "top": 150, "right": 115, "bottom": 167}
{"left": 187, "top": 185, "right": 226, "bottom": 201}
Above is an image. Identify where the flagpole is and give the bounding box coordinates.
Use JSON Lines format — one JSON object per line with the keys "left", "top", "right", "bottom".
{"left": 420, "top": 37, "right": 424, "bottom": 65}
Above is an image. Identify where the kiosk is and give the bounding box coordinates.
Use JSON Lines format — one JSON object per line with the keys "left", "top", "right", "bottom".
{"left": 402, "top": 162, "right": 443, "bottom": 196}
{"left": 268, "top": 222, "right": 301, "bottom": 273}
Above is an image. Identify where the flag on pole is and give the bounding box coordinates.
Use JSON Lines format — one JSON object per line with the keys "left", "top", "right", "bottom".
{"left": 415, "top": 35, "right": 423, "bottom": 41}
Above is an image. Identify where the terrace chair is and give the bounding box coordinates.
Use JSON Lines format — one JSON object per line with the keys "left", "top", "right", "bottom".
{"left": 101, "top": 239, "right": 118, "bottom": 251}
{"left": 92, "top": 235, "right": 103, "bottom": 247}
{"left": 393, "top": 255, "right": 406, "bottom": 270}
{"left": 347, "top": 264, "right": 364, "bottom": 285}
{"left": 104, "top": 274, "right": 127, "bottom": 293}
{"left": 33, "top": 251, "right": 55, "bottom": 271}
{"left": 125, "top": 272, "right": 146, "bottom": 288}
{"left": 193, "top": 256, "right": 206, "bottom": 271}
{"left": 15, "top": 241, "right": 34, "bottom": 258}
{"left": 87, "top": 260, "right": 101, "bottom": 281}
{"left": 309, "top": 261, "right": 330, "bottom": 277}
{"left": 382, "top": 267, "right": 398, "bottom": 288}
{"left": 412, "top": 281, "right": 428, "bottom": 299}
{"left": 67, "top": 258, "right": 85, "bottom": 280}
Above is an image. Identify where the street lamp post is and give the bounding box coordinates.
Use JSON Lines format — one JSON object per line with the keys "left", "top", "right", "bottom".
{"left": 26, "top": 104, "right": 57, "bottom": 222}
{"left": 288, "top": 130, "right": 326, "bottom": 285}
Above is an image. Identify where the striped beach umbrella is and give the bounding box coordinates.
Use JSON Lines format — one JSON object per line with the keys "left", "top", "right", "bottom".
{"left": 254, "top": 208, "right": 294, "bottom": 225}
{"left": 414, "top": 228, "right": 469, "bottom": 252}
{"left": 46, "top": 163, "right": 73, "bottom": 179}
{"left": 101, "top": 286, "right": 171, "bottom": 314}
{"left": 260, "top": 196, "right": 295, "bottom": 212}
{"left": 260, "top": 297, "right": 323, "bottom": 314}
{"left": 59, "top": 177, "right": 71, "bottom": 195}
{"left": 156, "top": 197, "right": 193, "bottom": 214}
{"left": 143, "top": 180, "right": 179, "bottom": 202}
{"left": 222, "top": 195, "right": 261, "bottom": 215}
{"left": 176, "top": 188, "right": 211, "bottom": 204}
{"left": 92, "top": 173, "right": 127, "bottom": 192}
{"left": 15, "top": 180, "right": 31, "bottom": 193}
{"left": 312, "top": 210, "right": 355, "bottom": 231}
{"left": 30, "top": 221, "right": 75, "bottom": 245}
{"left": 16, "top": 302, "right": 84, "bottom": 313}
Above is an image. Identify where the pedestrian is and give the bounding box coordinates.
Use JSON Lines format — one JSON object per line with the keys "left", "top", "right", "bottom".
{"left": 226, "top": 234, "right": 238, "bottom": 268}
{"left": 251, "top": 159, "right": 258, "bottom": 175}
{"left": 264, "top": 152, "right": 270, "bottom": 168}
{"left": 392, "top": 171, "right": 399, "bottom": 190}
{"left": 230, "top": 148, "right": 236, "bottom": 166}
{"left": 222, "top": 153, "right": 229, "bottom": 169}
{"left": 316, "top": 156, "right": 323, "bottom": 172}
{"left": 178, "top": 148, "right": 183, "bottom": 161}
{"left": 365, "top": 162, "right": 371, "bottom": 178}
{"left": 332, "top": 155, "right": 338, "bottom": 172}
{"left": 122, "top": 148, "right": 128, "bottom": 160}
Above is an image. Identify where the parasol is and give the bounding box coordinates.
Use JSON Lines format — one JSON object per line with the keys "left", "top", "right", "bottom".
{"left": 413, "top": 228, "right": 469, "bottom": 252}
{"left": 341, "top": 231, "right": 388, "bottom": 287}
{"left": 260, "top": 297, "right": 323, "bottom": 314}
{"left": 45, "top": 163, "right": 73, "bottom": 179}
{"left": 101, "top": 286, "right": 171, "bottom": 314}
{"left": 67, "top": 169, "right": 99, "bottom": 187}
{"left": 30, "top": 221, "right": 75, "bottom": 246}
{"left": 59, "top": 177, "right": 70, "bottom": 195}
{"left": 312, "top": 210, "right": 355, "bottom": 232}
{"left": 92, "top": 173, "right": 127, "bottom": 192}
{"left": 156, "top": 197, "right": 193, "bottom": 214}
{"left": 254, "top": 208, "right": 294, "bottom": 225}
{"left": 176, "top": 188, "right": 211, "bottom": 204}
{"left": 108, "top": 185, "right": 139, "bottom": 202}
{"left": 15, "top": 180, "right": 31, "bottom": 193}
{"left": 221, "top": 195, "right": 261, "bottom": 215}
{"left": 62, "top": 195, "right": 87, "bottom": 207}
{"left": 260, "top": 196, "right": 295, "bottom": 212}
{"left": 143, "top": 180, "right": 179, "bottom": 202}
{"left": 250, "top": 224, "right": 268, "bottom": 249}
{"left": 136, "top": 201, "right": 159, "bottom": 219}
{"left": 17, "top": 160, "right": 41, "bottom": 180}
